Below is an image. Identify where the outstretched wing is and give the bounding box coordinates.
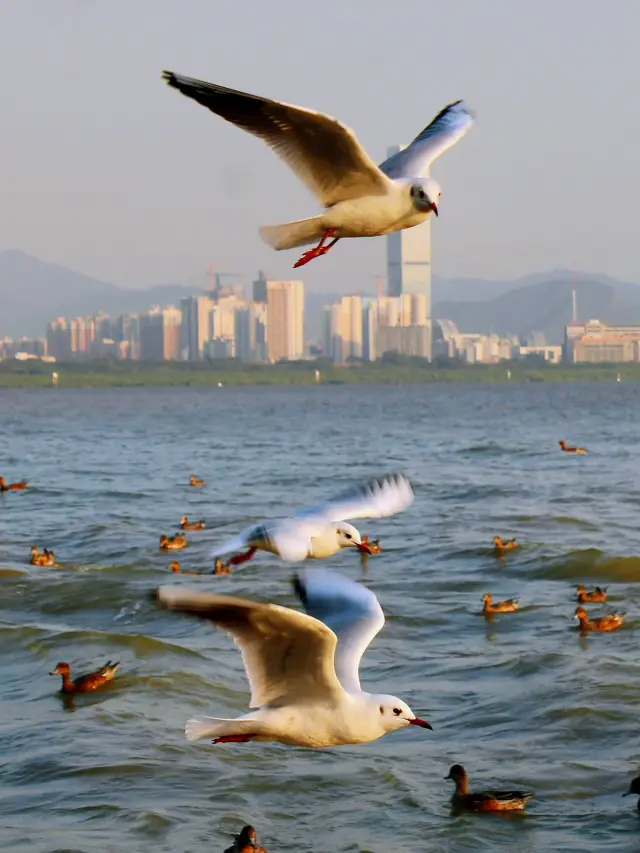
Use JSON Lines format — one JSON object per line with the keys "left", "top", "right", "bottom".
{"left": 154, "top": 586, "right": 344, "bottom": 707}
{"left": 379, "top": 100, "right": 474, "bottom": 179}
{"left": 295, "top": 473, "right": 414, "bottom": 524}
{"left": 292, "top": 568, "right": 385, "bottom": 692}
{"left": 162, "top": 71, "right": 394, "bottom": 206}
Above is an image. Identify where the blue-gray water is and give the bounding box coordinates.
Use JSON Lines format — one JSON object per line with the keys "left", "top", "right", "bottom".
{"left": 2, "top": 383, "right": 640, "bottom": 853}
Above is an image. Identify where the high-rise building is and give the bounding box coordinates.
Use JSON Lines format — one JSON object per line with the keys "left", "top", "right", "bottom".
{"left": 71, "top": 316, "right": 94, "bottom": 356}
{"left": 180, "top": 295, "right": 214, "bottom": 360}
{"left": 46, "top": 318, "right": 72, "bottom": 360}
{"left": 324, "top": 295, "right": 363, "bottom": 363}
{"left": 139, "top": 307, "right": 181, "bottom": 360}
{"left": 266, "top": 280, "right": 304, "bottom": 362}
{"left": 386, "top": 144, "right": 432, "bottom": 359}
{"left": 236, "top": 302, "right": 268, "bottom": 362}
{"left": 208, "top": 295, "right": 247, "bottom": 357}
{"left": 128, "top": 315, "right": 141, "bottom": 361}
{"left": 253, "top": 270, "right": 268, "bottom": 303}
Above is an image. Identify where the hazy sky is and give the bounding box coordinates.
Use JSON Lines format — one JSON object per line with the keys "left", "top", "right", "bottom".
{"left": 2, "top": 0, "right": 640, "bottom": 292}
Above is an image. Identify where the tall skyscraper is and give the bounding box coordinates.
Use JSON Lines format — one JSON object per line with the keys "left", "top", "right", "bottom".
{"left": 266, "top": 280, "right": 304, "bottom": 362}
{"left": 46, "top": 318, "right": 72, "bottom": 360}
{"left": 236, "top": 303, "right": 268, "bottom": 362}
{"left": 139, "top": 307, "right": 181, "bottom": 360}
{"left": 386, "top": 144, "right": 432, "bottom": 358}
{"left": 324, "top": 295, "right": 363, "bottom": 363}
{"left": 179, "top": 295, "right": 214, "bottom": 360}
{"left": 253, "top": 270, "right": 268, "bottom": 303}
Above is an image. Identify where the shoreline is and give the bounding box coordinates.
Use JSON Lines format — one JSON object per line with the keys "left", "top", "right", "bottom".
{"left": 0, "top": 360, "right": 636, "bottom": 389}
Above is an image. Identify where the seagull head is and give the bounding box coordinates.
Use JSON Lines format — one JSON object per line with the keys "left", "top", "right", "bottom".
{"left": 373, "top": 694, "right": 432, "bottom": 733}
{"left": 334, "top": 522, "right": 371, "bottom": 554}
{"left": 410, "top": 177, "right": 441, "bottom": 217}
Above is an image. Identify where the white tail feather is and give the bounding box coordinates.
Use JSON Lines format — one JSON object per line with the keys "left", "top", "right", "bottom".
{"left": 185, "top": 715, "right": 260, "bottom": 742}
{"left": 259, "top": 216, "right": 326, "bottom": 251}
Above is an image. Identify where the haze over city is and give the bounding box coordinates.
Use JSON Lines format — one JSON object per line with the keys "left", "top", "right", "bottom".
{"left": 2, "top": 0, "right": 640, "bottom": 292}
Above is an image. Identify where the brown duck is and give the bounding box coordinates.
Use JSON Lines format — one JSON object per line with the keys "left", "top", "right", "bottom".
{"left": 189, "top": 475, "right": 206, "bottom": 487}
{"left": 0, "top": 476, "right": 29, "bottom": 491}
{"left": 224, "top": 825, "right": 269, "bottom": 853}
{"left": 493, "top": 536, "right": 520, "bottom": 554}
{"left": 30, "top": 546, "right": 58, "bottom": 567}
{"left": 623, "top": 775, "right": 640, "bottom": 811}
{"left": 50, "top": 660, "right": 120, "bottom": 694}
{"left": 160, "top": 533, "right": 187, "bottom": 551}
{"left": 559, "top": 440, "right": 588, "bottom": 454}
{"left": 212, "top": 557, "right": 232, "bottom": 575}
{"left": 446, "top": 764, "right": 533, "bottom": 812}
{"left": 170, "top": 561, "right": 201, "bottom": 576}
{"left": 482, "top": 593, "right": 519, "bottom": 614}
{"left": 574, "top": 605, "right": 624, "bottom": 632}
{"left": 180, "top": 515, "right": 206, "bottom": 531}
{"left": 575, "top": 584, "right": 607, "bottom": 603}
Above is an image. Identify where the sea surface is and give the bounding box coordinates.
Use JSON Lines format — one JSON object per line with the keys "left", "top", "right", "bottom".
{"left": 1, "top": 383, "right": 640, "bottom": 853}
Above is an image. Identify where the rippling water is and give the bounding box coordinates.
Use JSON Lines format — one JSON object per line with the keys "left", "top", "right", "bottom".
{"left": 2, "top": 383, "right": 640, "bottom": 853}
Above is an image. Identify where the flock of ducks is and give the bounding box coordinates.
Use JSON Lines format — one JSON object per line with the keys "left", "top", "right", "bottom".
{"left": 6, "top": 435, "right": 640, "bottom": 844}
{"left": 481, "top": 571, "right": 626, "bottom": 631}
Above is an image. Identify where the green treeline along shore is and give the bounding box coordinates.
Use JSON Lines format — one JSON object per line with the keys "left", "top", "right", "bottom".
{"left": 0, "top": 355, "right": 637, "bottom": 388}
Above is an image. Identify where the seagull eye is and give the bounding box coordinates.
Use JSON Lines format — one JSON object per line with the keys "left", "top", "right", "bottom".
{"left": 393, "top": 708, "right": 402, "bottom": 716}
{"left": 345, "top": 533, "right": 352, "bottom": 540}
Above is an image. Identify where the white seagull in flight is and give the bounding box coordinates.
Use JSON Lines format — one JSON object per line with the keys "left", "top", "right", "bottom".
{"left": 209, "top": 473, "right": 414, "bottom": 569}
{"left": 162, "top": 70, "right": 474, "bottom": 268}
{"left": 154, "top": 567, "right": 432, "bottom": 748}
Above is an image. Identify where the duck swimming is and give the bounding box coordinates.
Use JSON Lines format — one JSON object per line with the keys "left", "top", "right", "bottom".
{"left": 574, "top": 605, "right": 624, "bottom": 632}
{"left": 160, "top": 533, "right": 188, "bottom": 551}
{"left": 494, "top": 536, "right": 520, "bottom": 553}
{"left": 50, "top": 660, "right": 120, "bottom": 694}
{"left": 30, "top": 546, "right": 58, "bottom": 567}
{"left": 180, "top": 515, "right": 206, "bottom": 530}
{"left": 576, "top": 584, "right": 608, "bottom": 603}
{"left": 170, "top": 561, "right": 202, "bottom": 576}
{"left": 224, "top": 825, "right": 269, "bottom": 853}
{"left": 445, "top": 764, "right": 533, "bottom": 812}
{"left": 559, "top": 440, "right": 588, "bottom": 454}
{"left": 0, "top": 476, "right": 29, "bottom": 492}
{"left": 212, "top": 557, "right": 232, "bottom": 575}
{"left": 189, "top": 475, "right": 206, "bottom": 487}
{"left": 623, "top": 775, "right": 640, "bottom": 811}
{"left": 482, "top": 593, "right": 519, "bottom": 614}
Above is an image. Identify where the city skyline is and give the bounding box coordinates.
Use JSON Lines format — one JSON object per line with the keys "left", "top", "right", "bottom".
{"left": 10, "top": 299, "right": 640, "bottom": 367}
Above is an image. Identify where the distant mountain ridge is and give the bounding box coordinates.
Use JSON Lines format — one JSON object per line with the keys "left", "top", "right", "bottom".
{"left": 433, "top": 277, "right": 640, "bottom": 343}
{"left": 2, "top": 249, "right": 640, "bottom": 344}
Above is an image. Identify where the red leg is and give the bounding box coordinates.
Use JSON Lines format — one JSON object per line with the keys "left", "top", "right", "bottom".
{"left": 226, "top": 546, "right": 258, "bottom": 567}
{"left": 293, "top": 230, "right": 341, "bottom": 268}
{"left": 212, "top": 733, "right": 256, "bottom": 745}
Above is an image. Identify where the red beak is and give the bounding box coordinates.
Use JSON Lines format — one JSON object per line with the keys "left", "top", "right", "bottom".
{"left": 430, "top": 202, "right": 439, "bottom": 217}
{"left": 357, "top": 542, "right": 373, "bottom": 555}
{"left": 408, "top": 717, "right": 433, "bottom": 730}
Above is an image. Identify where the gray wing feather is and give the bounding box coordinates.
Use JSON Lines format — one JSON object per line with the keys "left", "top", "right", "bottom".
{"left": 296, "top": 473, "right": 414, "bottom": 523}
{"left": 292, "top": 568, "right": 385, "bottom": 692}
{"left": 379, "top": 100, "right": 474, "bottom": 179}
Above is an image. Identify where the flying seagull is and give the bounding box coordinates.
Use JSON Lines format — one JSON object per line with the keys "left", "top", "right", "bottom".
{"left": 161, "top": 71, "right": 474, "bottom": 267}
{"left": 209, "top": 473, "right": 414, "bottom": 569}
{"left": 153, "top": 567, "right": 432, "bottom": 748}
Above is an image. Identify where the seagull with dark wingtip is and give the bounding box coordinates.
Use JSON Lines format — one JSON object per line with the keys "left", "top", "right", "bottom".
{"left": 161, "top": 70, "right": 473, "bottom": 268}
